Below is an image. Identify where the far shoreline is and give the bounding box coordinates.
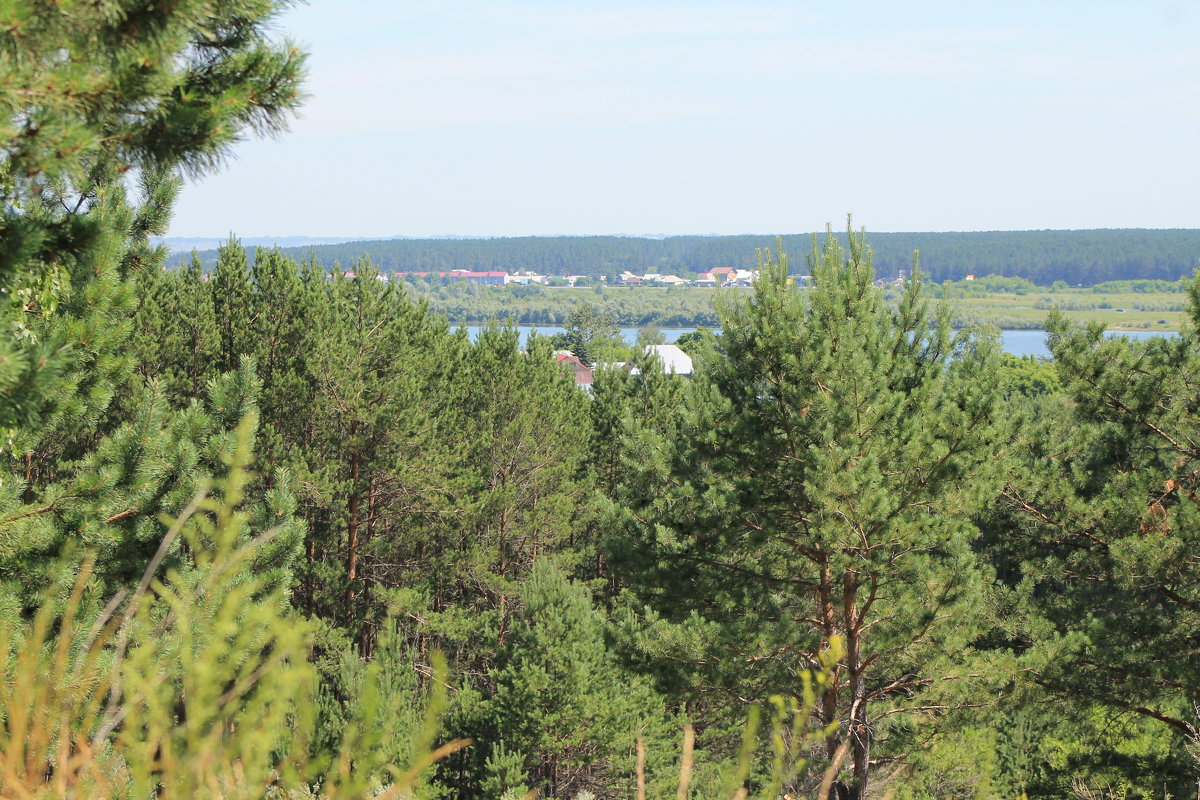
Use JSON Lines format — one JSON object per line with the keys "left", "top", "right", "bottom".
{"left": 446, "top": 319, "right": 1183, "bottom": 334}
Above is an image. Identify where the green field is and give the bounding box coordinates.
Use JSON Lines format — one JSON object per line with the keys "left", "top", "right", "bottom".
{"left": 942, "top": 290, "right": 1185, "bottom": 330}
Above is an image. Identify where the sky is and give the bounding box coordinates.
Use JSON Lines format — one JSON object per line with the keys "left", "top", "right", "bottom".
{"left": 167, "top": 0, "right": 1200, "bottom": 239}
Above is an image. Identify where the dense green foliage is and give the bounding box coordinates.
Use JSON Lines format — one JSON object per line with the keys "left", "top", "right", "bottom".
{"left": 602, "top": 232, "right": 1007, "bottom": 799}
{"left": 174, "top": 228, "right": 1200, "bottom": 285}
{"left": 21, "top": 216, "right": 1200, "bottom": 797}
{"left": 0, "top": 0, "right": 308, "bottom": 612}
{"left": 9, "top": 4, "right": 1200, "bottom": 799}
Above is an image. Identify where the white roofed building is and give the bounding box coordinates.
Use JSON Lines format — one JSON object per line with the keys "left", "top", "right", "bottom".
{"left": 633, "top": 344, "right": 693, "bottom": 377}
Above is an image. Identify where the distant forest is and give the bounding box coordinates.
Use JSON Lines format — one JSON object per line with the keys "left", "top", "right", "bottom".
{"left": 171, "top": 229, "right": 1200, "bottom": 285}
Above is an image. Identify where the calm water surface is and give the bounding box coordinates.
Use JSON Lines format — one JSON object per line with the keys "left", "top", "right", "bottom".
{"left": 459, "top": 326, "right": 1179, "bottom": 359}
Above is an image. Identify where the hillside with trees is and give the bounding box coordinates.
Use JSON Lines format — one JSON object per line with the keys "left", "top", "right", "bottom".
{"left": 7, "top": 4, "right": 1200, "bottom": 799}
{"left": 172, "top": 228, "right": 1200, "bottom": 285}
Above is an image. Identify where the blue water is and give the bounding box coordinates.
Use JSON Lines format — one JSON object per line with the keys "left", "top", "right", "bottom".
{"left": 458, "top": 325, "right": 1179, "bottom": 359}
{"left": 993, "top": 329, "right": 1178, "bottom": 358}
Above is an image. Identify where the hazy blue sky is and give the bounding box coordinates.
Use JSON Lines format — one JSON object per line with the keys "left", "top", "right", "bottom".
{"left": 168, "top": 1, "right": 1199, "bottom": 238}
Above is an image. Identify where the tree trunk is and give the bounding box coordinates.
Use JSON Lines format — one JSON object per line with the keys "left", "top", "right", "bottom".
{"left": 357, "top": 474, "right": 376, "bottom": 657}
{"left": 22, "top": 452, "right": 33, "bottom": 504}
{"left": 818, "top": 558, "right": 841, "bottom": 761}
{"left": 844, "top": 570, "right": 869, "bottom": 800}
{"left": 305, "top": 538, "right": 316, "bottom": 616}
{"left": 345, "top": 420, "right": 360, "bottom": 617}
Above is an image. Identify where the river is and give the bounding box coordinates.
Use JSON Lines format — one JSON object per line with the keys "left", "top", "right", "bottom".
{"left": 458, "top": 326, "right": 1179, "bottom": 359}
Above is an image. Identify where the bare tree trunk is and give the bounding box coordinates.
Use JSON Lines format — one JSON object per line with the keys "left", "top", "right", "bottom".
{"left": 636, "top": 734, "right": 646, "bottom": 800}
{"left": 818, "top": 559, "right": 841, "bottom": 761}
{"left": 357, "top": 474, "right": 376, "bottom": 657}
{"left": 23, "top": 452, "right": 33, "bottom": 504}
{"left": 677, "top": 724, "right": 694, "bottom": 800}
{"left": 345, "top": 420, "right": 360, "bottom": 617}
{"left": 305, "top": 538, "right": 316, "bottom": 616}
{"left": 844, "top": 570, "right": 869, "bottom": 800}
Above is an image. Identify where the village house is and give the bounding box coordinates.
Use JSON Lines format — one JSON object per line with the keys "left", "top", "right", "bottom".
{"left": 505, "top": 271, "right": 550, "bottom": 285}
{"left": 693, "top": 266, "right": 754, "bottom": 287}
{"left": 393, "top": 270, "right": 507, "bottom": 285}
{"left": 452, "top": 270, "right": 506, "bottom": 285}
{"left": 602, "top": 344, "right": 695, "bottom": 380}
{"left": 633, "top": 344, "right": 693, "bottom": 377}
{"left": 708, "top": 266, "right": 735, "bottom": 284}
{"left": 554, "top": 350, "right": 594, "bottom": 388}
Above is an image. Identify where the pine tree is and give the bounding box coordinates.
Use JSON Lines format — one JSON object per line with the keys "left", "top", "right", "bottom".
{"left": 0, "top": 0, "right": 308, "bottom": 608}
{"left": 0, "top": 0, "right": 306, "bottom": 278}
{"left": 438, "top": 329, "right": 595, "bottom": 637}
{"left": 132, "top": 251, "right": 220, "bottom": 402}
{"left": 212, "top": 239, "right": 257, "bottom": 374}
{"left": 0, "top": 0, "right": 304, "bottom": 426}
{"left": 608, "top": 226, "right": 1006, "bottom": 799}
{"left": 296, "top": 263, "right": 461, "bottom": 646}
{"left": 249, "top": 247, "right": 314, "bottom": 432}
{"left": 550, "top": 301, "right": 623, "bottom": 365}
{"left": 0, "top": 421, "right": 319, "bottom": 799}
{"left": 464, "top": 560, "right": 673, "bottom": 800}
{"left": 988, "top": 281, "right": 1200, "bottom": 794}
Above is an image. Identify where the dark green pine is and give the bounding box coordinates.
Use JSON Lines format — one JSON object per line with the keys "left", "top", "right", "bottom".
{"left": 607, "top": 224, "right": 1008, "bottom": 799}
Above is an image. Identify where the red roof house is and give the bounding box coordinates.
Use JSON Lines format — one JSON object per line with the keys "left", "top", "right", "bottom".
{"left": 554, "top": 351, "right": 594, "bottom": 387}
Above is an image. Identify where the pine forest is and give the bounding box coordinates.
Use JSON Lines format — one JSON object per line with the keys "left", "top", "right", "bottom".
{"left": 2, "top": 3, "right": 1199, "bottom": 799}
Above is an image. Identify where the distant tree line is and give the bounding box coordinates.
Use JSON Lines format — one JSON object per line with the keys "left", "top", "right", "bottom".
{"left": 171, "top": 228, "right": 1200, "bottom": 285}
